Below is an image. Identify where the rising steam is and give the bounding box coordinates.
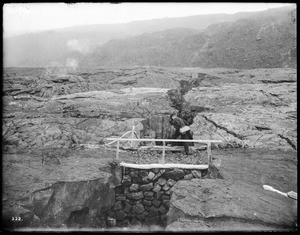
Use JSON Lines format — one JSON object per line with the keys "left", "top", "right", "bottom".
{"left": 66, "top": 58, "right": 78, "bottom": 70}
{"left": 67, "top": 39, "right": 91, "bottom": 54}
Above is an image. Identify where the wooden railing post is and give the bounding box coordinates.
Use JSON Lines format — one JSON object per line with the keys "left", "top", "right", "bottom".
{"left": 162, "top": 140, "right": 166, "bottom": 164}
{"left": 207, "top": 142, "right": 211, "bottom": 165}
{"left": 116, "top": 140, "right": 120, "bottom": 160}
{"left": 130, "top": 126, "right": 134, "bottom": 148}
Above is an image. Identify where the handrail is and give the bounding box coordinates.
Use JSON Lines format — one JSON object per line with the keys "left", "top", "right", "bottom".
{"left": 105, "top": 126, "right": 140, "bottom": 146}
{"left": 106, "top": 137, "right": 222, "bottom": 165}
{"left": 120, "top": 162, "right": 208, "bottom": 170}
{"left": 106, "top": 138, "right": 222, "bottom": 143}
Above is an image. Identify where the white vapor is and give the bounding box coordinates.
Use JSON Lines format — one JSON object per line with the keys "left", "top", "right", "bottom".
{"left": 66, "top": 58, "right": 78, "bottom": 70}
{"left": 67, "top": 39, "right": 90, "bottom": 54}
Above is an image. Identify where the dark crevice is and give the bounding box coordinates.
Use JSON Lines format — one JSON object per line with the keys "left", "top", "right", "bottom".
{"left": 169, "top": 210, "right": 295, "bottom": 230}
{"left": 260, "top": 80, "right": 296, "bottom": 84}
{"left": 65, "top": 207, "right": 90, "bottom": 227}
{"left": 259, "top": 90, "right": 287, "bottom": 106}
{"left": 278, "top": 134, "right": 296, "bottom": 150}
{"left": 201, "top": 115, "right": 244, "bottom": 140}
{"left": 269, "top": 93, "right": 280, "bottom": 97}
{"left": 190, "top": 105, "right": 213, "bottom": 113}
{"left": 166, "top": 79, "right": 204, "bottom": 125}
{"left": 202, "top": 215, "right": 295, "bottom": 230}
{"left": 111, "top": 80, "right": 138, "bottom": 85}
{"left": 254, "top": 126, "right": 271, "bottom": 131}
{"left": 287, "top": 116, "right": 296, "bottom": 120}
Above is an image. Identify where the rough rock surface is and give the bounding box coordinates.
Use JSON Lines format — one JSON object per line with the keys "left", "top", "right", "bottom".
{"left": 185, "top": 68, "right": 297, "bottom": 151}
{"left": 167, "top": 179, "right": 297, "bottom": 231}
{"left": 1, "top": 148, "right": 120, "bottom": 229}
{"left": 3, "top": 67, "right": 185, "bottom": 150}
{"left": 187, "top": 82, "right": 296, "bottom": 150}
{"left": 3, "top": 67, "right": 296, "bottom": 151}
{"left": 166, "top": 148, "right": 297, "bottom": 231}
{"left": 2, "top": 66, "right": 297, "bottom": 231}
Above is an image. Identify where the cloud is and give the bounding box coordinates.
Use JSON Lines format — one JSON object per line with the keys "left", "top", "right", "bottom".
{"left": 67, "top": 39, "right": 90, "bottom": 54}
{"left": 66, "top": 58, "right": 78, "bottom": 70}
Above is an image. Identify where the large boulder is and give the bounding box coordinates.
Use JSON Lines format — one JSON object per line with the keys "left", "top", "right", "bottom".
{"left": 2, "top": 177, "right": 116, "bottom": 228}
{"left": 166, "top": 179, "right": 297, "bottom": 231}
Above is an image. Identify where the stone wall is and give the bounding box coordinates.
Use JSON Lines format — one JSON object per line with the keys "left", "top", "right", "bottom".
{"left": 107, "top": 166, "right": 208, "bottom": 228}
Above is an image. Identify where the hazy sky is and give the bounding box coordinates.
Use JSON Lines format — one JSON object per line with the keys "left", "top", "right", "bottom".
{"left": 3, "top": 2, "right": 294, "bottom": 37}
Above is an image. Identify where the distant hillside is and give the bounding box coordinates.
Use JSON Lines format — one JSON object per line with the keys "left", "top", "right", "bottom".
{"left": 198, "top": 6, "right": 296, "bottom": 68}
{"left": 80, "top": 6, "right": 296, "bottom": 69}
{"left": 3, "top": 10, "right": 261, "bottom": 68}
{"left": 4, "top": 6, "right": 296, "bottom": 68}
{"left": 80, "top": 28, "right": 208, "bottom": 67}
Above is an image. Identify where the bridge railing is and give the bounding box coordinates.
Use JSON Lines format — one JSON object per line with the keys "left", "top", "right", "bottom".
{"left": 106, "top": 138, "right": 222, "bottom": 165}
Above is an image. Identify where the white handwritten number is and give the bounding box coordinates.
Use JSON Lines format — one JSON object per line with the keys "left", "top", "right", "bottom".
{"left": 11, "top": 217, "right": 22, "bottom": 221}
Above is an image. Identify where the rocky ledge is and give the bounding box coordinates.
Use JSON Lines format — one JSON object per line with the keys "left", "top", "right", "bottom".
{"left": 166, "top": 179, "right": 297, "bottom": 231}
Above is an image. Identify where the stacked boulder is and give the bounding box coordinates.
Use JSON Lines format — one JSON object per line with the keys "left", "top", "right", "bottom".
{"left": 108, "top": 167, "right": 207, "bottom": 228}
